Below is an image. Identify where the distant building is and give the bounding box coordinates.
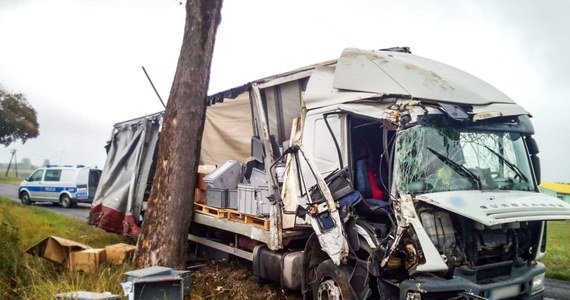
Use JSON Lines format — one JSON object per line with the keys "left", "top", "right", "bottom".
{"left": 540, "top": 181, "right": 570, "bottom": 203}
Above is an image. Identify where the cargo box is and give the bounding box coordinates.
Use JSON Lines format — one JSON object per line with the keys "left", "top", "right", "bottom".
{"left": 256, "top": 185, "right": 271, "bottom": 216}
{"left": 196, "top": 164, "right": 217, "bottom": 191}
{"left": 194, "top": 188, "right": 206, "bottom": 204}
{"left": 69, "top": 248, "right": 106, "bottom": 273}
{"left": 105, "top": 243, "right": 136, "bottom": 265}
{"left": 204, "top": 160, "right": 241, "bottom": 189}
{"left": 206, "top": 188, "right": 228, "bottom": 208}
{"left": 26, "top": 235, "right": 91, "bottom": 265}
{"left": 249, "top": 167, "right": 267, "bottom": 188}
{"left": 123, "top": 266, "right": 191, "bottom": 299}
{"left": 238, "top": 184, "right": 271, "bottom": 216}
{"left": 238, "top": 184, "right": 256, "bottom": 215}
{"left": 228, "top": 189, "right": 238, "bottom": 210}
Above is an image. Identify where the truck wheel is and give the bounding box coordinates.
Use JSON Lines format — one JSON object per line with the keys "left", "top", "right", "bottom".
{"left": 60, "top": 194, "right": 74, "bottom": 208}
{"left": 312, "top": 259, "right": 354, "bottom": 300}
{"left": 20, "top": 192, "right": 33, "bottom": 205}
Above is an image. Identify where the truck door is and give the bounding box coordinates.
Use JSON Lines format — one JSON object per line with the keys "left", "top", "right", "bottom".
{"left": 301, "top": 113, "right": 347, "bottom": 188}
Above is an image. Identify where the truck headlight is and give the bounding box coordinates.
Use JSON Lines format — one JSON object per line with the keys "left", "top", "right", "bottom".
{"left": 531, "top": 273, "right": 545, "bottom": 294}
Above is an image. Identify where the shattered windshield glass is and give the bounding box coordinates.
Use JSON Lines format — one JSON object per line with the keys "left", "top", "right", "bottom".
{"left": 395, "top": 125, "right": 535, "bottom": 194}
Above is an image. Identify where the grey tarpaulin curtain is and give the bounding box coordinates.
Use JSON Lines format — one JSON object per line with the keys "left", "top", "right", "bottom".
{"left": 89, "top": 118, "right": 160, "bottom": 236}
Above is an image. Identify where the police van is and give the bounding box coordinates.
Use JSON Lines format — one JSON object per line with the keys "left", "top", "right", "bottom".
{"left": 18, "top": 165, "right": 102, "bottom": 208}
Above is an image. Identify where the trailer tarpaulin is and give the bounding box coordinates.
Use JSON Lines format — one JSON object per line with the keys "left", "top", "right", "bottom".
{"left": 200, "top": 91, "right": 254, "bottom": 164}
{"left": 89, "top": 118, "right": 160, "bottom": 236}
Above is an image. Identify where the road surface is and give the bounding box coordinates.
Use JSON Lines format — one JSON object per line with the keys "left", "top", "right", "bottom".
{"left": 0, "top": 183, "right": 568, "bottom": 299}
{"left": 0, "top": 182, "right": 90, "bottom": 221}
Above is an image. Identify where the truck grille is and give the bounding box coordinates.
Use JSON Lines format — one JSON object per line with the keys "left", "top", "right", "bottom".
{"left": 476, "top": 264, "right": 511, "bottom": 283}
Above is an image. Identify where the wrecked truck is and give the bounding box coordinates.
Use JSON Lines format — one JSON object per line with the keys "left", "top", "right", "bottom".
{"left": 89, "top": 47, "right": 570, "bottom": 299}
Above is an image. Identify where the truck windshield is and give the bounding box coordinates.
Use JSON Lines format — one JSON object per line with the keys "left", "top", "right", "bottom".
{"left": 395, "top": 125, "right": 535, "bottom": 194}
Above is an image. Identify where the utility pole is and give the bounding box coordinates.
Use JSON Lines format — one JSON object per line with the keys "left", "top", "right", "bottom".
{"left": 5, "top": 149, "right": 18, "bottom": 177}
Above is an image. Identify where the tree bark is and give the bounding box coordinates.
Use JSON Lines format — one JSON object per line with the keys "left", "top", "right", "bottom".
{"left": 134, "top": 0, "right": 223, "bottom": 268}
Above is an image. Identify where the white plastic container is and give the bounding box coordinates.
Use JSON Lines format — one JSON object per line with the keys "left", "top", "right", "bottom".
{"left": 256, "top": 185, "right": 271, "bottom": 216}
{"left": 238, "top": 184, "right": 256, "bottom": 215}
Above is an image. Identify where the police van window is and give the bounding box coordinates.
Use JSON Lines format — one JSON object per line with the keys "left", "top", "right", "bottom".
{"left": 29, "top": 170, "right": 44, "bottom": 182}
{"left": 45, "top": 170, "right": 62, "bottom": 182}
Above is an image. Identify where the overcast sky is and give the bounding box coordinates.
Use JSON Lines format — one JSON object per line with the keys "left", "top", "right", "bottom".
{"left": 0, "top": 0, "right": 568, "bottom": 182}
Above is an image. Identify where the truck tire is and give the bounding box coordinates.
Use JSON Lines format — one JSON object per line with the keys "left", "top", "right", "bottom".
{"left": 20, "top": 192, "right": 33, "bottom": 205}
{"left": 312, "top": 259, "right": 354, "bottom": 300}
{"left": 60, "top": 194, "right": 74, "bottom": 208}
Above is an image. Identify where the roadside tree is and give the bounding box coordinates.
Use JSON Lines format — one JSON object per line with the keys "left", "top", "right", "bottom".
{"left": 134, "top": 0, "right": 224, "bottom": 268}
{"left": 20, "top": 158, "right": 32, "bottom": 170}
{"left": 0, "top": 88, "right": 39, "bottom": 146}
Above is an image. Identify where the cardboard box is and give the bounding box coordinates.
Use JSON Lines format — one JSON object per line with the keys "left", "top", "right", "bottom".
{"left": 105, "top": 243, "right": 137, "bottom": 265}
{"left": 26, "top": 236, "right": 91, "bottom": 264}
{"left": 197, "top": 164, "right": 217, "bottom": 190}
{"left": 194, "top": 188, "right": 206, "bottom": 204}
{"left": 69, "top": 248, "right": 106, "bottom": 273}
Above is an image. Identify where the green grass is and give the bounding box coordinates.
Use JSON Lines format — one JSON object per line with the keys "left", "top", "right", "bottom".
{"left": 0, "top": 197, "right": 132, "bottom": 299}
{"left": 0, "top": 197, "right": 286, "bottom": 300}
{"left": 0, "top": 175, "right": 25, "bottom": 185}
{"left": 543, "top": 221, "right": 570, "bottom": 280}
{"left": 0, "top": 168, "right": 34, "bottom": 185}
{"left": 0, "top": 198, "right": 128, "bottom": 249}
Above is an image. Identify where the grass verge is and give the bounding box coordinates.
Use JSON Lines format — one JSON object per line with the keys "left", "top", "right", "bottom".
{"left": 0, "top": 197, "right": 289, "bottom": 299}
{"left": 543, "top": 221, "right": 570, "bottom": 280}
{"left": 0, "top": 197, "right": 131, "bottom": 299}
{"left": 0, "top": 175, "right": 24, "bottom": 185}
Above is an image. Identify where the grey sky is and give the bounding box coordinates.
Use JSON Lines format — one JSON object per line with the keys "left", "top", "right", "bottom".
{"left": 0, "top": 0, "right": 568, "bottom": 182}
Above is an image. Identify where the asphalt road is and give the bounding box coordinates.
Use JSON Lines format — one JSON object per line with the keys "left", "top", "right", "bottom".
{"left": 0, "top": 183, "right": 568, "bottom": 299}
{"left": 0, "top": 182, "right": 90, "bottom": 221}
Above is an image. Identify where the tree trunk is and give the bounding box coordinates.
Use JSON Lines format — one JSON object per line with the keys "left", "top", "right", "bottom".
{"left": 134, "top": 0, "right": 223, "bottom": 268}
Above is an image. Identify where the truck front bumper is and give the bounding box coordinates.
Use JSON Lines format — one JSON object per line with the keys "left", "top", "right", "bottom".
{"left": 398, "top": 262, "right": 545, "bottom": 300}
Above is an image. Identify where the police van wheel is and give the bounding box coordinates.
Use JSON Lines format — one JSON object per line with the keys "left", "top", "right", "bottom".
{"left": 20, "top": 192, "right": 33, "bottom": 205}
{"left": 60, "top": 195, "right": 74, "bottom": 208}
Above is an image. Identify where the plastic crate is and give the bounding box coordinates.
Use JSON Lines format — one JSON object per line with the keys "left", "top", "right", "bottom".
{"left": 238, "top": 184, "right": 256, "bottom": 215}
{"left": 249, "top": 167, "right": 268, "bottom": 188}
{"left": 228, "top": 189, "right": 238, "bottom": 210}
{"left": 256, "top": 185, "right": 271, "bottom": 216}
{"left": 238, "top": 184, "right": 271, "bottom": 216}
{"left": 206, "top": 188, "right": 228, "bottom": 208}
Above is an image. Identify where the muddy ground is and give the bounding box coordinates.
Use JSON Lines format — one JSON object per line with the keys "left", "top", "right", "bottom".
{"left": 189, "top": 258, "right": 303, "bottom": 300}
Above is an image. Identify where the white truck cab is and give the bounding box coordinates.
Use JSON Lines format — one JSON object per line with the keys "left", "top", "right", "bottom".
{"left": 91, "top": 47, "right": 570, "bottom": 299}
{"left": 18, "top": 165, "right": 101, "bottom": 208}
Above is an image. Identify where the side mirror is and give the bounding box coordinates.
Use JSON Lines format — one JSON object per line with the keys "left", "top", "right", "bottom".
{"left": 25, "top": 176, "right": 31, "bottom": 182}
{"left": 531, "top": 155, "right": 541, "bottom": 185}
{"left": 526, "top": 137, "right": 539, "bottom": 155}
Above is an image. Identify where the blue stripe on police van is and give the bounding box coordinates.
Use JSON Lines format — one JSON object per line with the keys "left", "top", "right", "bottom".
{"left": 24, "top": 186, "right": 77, "bottom": 193}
